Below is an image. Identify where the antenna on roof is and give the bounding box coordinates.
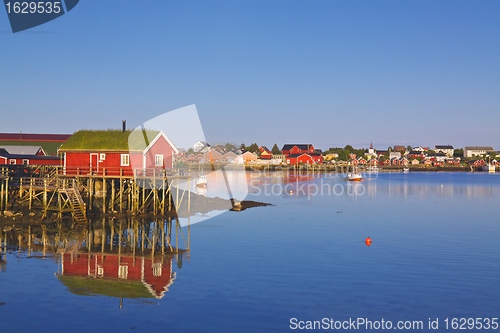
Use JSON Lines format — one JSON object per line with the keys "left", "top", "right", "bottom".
{"left": 122, "top": 120, "right": 126, "bottom": 132}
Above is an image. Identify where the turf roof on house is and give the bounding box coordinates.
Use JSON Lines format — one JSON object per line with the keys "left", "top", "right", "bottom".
{"left": 60, "top": 130, "right": 161, "bottom": 152}
{"left": 58, "top": 275, "right": 157, "bottom": 298}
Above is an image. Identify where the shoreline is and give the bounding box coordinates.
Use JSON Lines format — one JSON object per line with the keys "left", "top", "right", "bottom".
{"left": 243, "top": 165, "right": 492, "bottom": 173}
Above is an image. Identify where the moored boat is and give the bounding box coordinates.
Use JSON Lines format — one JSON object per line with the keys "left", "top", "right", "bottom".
{"left": 347, "top": 172, "right": 363, "bottom": 181}
{"left": 482, "top": 156, "right": 496, "bottom": 172}
{"left": 196, "top": 174, "right": 208, "bottom": 188}
{"left": 482, "top": 164, "right": 495, "bottom": 172}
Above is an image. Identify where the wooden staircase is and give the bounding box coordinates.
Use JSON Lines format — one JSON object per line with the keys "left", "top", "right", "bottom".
{"left": 58, "top": 180, "right": 88, "bottom": 224}
{"left": 44, "top": 166, "right": 58, "bottom": 179}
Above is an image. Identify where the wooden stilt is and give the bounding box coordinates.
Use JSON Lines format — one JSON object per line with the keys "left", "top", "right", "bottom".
{"left": 111, "top": 179, "right": 115, "bottom": 212}
{"left": 119, "top": 178, "right": 123, "bottom": 213}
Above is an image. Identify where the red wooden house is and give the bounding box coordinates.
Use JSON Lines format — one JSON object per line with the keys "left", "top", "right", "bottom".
{"left": 259, "top": 146, "right": 272, "bottom": 160}
{"left": 0, "top": 132, "right": 71, "bottom": 155}
{"left": 0, "top": 148, "right": 60, "bottom": 166}
{"left": 281, "top": 144, "right": 315, "bottom": 156}
{"left": 58, "top": 252, "right": 176, "bottom": 299}
{"left": 394, "top": 145, "right": 406, "bottom": 152}
{"left": 60, "top": 130, "right": 178, "bottom": 176}
{"left": 407, "top": 151, "right": 425, "bottom": 159}
{"left": 286, "top": 153, "right": 323, "bottom": 165}
{"left": 357, "top": 157, "right": 367, "bottom": 165}
{"left": 391, "top": 158, "right": 401, "bottom": 166}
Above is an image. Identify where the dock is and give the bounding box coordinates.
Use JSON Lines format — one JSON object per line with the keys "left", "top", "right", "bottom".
{"left": 0, "top": 165, "right": 193, "bottom": 224}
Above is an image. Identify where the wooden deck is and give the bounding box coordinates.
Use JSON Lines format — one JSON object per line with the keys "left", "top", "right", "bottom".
{"left": 1, "top": 165, "right": 193, "bottom": 223}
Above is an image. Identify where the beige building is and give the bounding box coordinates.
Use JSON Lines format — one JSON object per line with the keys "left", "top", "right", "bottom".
{"left": 464, "top": 146, "right": 494, "bottom": 158}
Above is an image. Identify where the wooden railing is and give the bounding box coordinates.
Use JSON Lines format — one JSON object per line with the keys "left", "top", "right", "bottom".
{"left": 58, "top": 166, "right": 176, "bottom": 178}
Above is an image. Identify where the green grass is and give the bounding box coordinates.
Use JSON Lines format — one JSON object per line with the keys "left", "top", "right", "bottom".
{"left": 58, "top": 275, "right": 155, "bottom": 298}
{"left": 60, "top": 129, "right": 160, "bottom": 151}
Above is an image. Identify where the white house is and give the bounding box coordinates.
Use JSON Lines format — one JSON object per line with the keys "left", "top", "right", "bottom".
{"left": 464, "top": 146, "right": 494, "bottom": 158}
{"left": 435, "top": 145, "right": 454, "bottom": 157}
{"left": 412, "top": 146, "right": 428, "bottom": 152}
{"left": 389, "top": 151, "right": 401, "bottom": 160}
{"left": 233, "top": 151, "right": 258, "bottom": 165}
{"left": 193, "top": 141, "right": 210, "bottom": 152}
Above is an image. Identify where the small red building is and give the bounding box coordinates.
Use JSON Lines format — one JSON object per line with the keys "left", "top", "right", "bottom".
{"left": 286, "top": 153, "right": 323, "bottom": 165}
{"left": 259, "top": 146, "right": 272, "bottom": 160}
{"left": 394, "top": 145, "right": 406, "bottom": 152}
{"left": 0, "top": 148, "right": 60, "bottom": 166}
{"left": 60, "top": 130, "right": 178, "bottom": 176}
{"left": 357, "top": 157, "right": 367, "bottom": 165}
{"left": 281, "top": 144, "right": 316, "bottom": 156}
{"left": 407, "top": 151, "right": 426, "bottom": 159}
{"left": 0, "top": 132, "right": 71, "bottom": 155}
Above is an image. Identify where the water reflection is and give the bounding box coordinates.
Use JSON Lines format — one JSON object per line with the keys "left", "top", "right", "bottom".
{"left": 57, "top": 252, "right": 177, "bottom": 299}
{"left": 0, "top": 244, "right": 5, "bottom": 272}
{"left": 0, "top": 217, "right": 189, "bottom": 300}
{"left": 245, "top": 171, "right": 500, "bottom": 199}
{"left": 362, "top": 175, "right": 500, "bottom": 198}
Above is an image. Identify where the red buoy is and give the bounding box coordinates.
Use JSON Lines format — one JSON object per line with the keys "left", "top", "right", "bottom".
{"left": 365, "top": 237, "right": 372, "bottom": 247}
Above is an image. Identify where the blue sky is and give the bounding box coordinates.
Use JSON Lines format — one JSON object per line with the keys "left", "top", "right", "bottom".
{"left": 1, "top": 0, "right": 499, "bottom": 150}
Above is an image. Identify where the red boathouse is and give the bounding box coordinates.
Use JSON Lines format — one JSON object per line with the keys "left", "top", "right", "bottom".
{"left": 281, "top": 144, "right": 316, "bottom": 156}
{"left": 286, "top": 153, "right": 323, "bottom": 165}
{"left": 60, "top": 130, "right": 179, "bottom": 176}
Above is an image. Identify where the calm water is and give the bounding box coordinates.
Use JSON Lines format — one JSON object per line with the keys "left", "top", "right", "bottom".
{"left": 1, "top": 171, "right": 500, "bottom": 332}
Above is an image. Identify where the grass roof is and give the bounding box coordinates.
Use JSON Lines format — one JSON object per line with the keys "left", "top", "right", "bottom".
{"left": 58, "top": 275, "right": 154, "bottom": 298}
{"left": 60, "top": 130, "right": 160, "bottom": 152}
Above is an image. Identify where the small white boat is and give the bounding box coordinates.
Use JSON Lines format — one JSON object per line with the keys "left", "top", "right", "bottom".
{"left": 482, "top": 164, "right": 495, "bottom": 172}
{"left": 195, "top": 185, "right": 207, "bottom": 196}
{"left": 403, "top": 167, "right": 409, "bottom": 172}
{"left": 482, "top": 156, "right": 496, "bottom": 172}
{"left": 196, "top": 160, "right": 208, "bottom": 188}
{"left": 196, "top": 174, "right": 208, "bottom": 188}
{"left": 347, "top": 172, "right": 363, "bottom": 181}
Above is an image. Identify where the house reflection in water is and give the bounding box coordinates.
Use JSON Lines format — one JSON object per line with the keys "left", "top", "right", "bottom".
{"left": 56, "top": 217, "right": 188, "bottom": 300}
{"left": 57, "top": 252, "right": 177, "bottom": 299}
{"left": 0, "top": 216, "right": 188, "bottom": 300}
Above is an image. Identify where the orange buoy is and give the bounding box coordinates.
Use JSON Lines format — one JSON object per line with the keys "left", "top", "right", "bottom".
{"left": 365, "top": 237, "right": 372, "bottom": 247}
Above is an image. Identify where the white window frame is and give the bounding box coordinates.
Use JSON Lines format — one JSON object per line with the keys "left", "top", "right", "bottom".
{"left": 152, "top": 262, "right": 163, "bottom": 277}
{"left": 155, "top": 154, "right": 163, "bottom": 167}
{"left": 9, "top": 159, "right": 16, "bottom": 165}
{"left": 97, "top": 265, "right": 104, "bottom": 278}
{"left": 120, "top": 154, "right": 130, "bottom": 166}
{"left": 118, "top": 264, "right": 128, "bottom": 279}
{"left": 99, "top": 153, "right": 106, "bottom": 161}
{"left": 23, "top": 159, "right": 29, "bottom": 165}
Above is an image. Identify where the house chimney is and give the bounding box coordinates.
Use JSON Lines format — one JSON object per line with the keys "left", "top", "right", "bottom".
{"left": 122, "top": 120, "right": 126, "bottom": 132}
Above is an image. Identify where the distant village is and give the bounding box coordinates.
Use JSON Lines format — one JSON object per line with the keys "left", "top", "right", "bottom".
{"left": 0, "top": 131, "right": 498, "bottom": 172}
{"left": 175, "top": 142, "right": 498, "bottom": 169}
